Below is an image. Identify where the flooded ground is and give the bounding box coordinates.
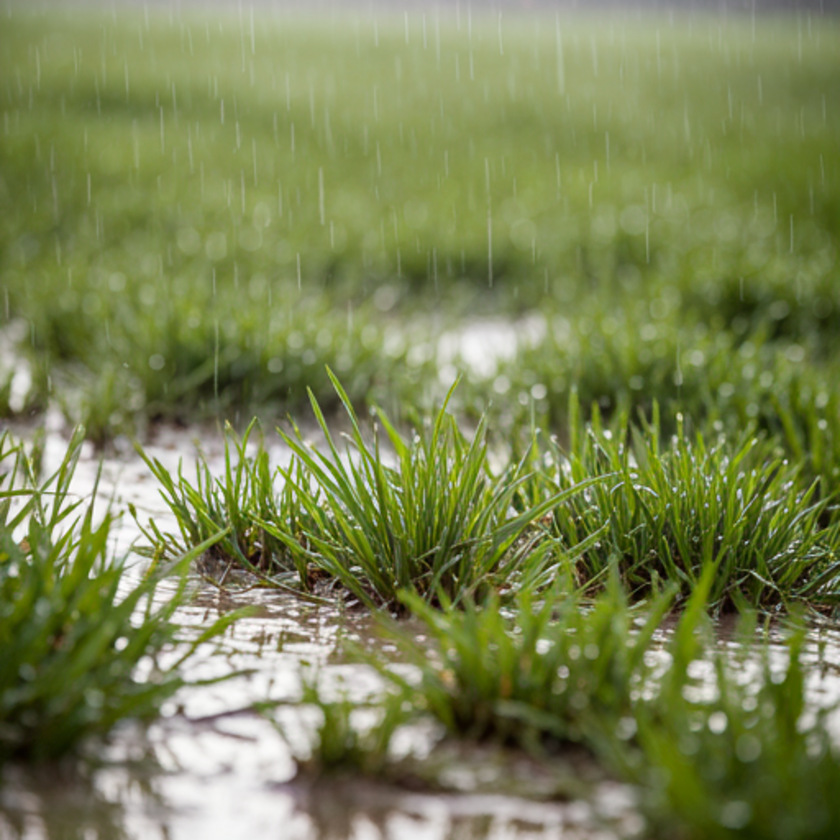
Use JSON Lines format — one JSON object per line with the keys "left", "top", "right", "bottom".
{"left": 3, "top": 0, "right": 840, "bottom": 831}
{"left": 0, "top": 416, "right": 643, "bottom": 840}
{"left": 4, "top": 330, "right": 840, "bottom": 839}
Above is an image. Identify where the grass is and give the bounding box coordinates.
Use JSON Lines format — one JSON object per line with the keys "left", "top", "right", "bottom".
{"left": 0, "top": 428, "right": 240, "bottom": 764}
{"left": 0, "top": 8, "right": 838, "bottom": 439}
{"left": 3, "top": 3, "right": 840, "bottom": 834}
{"left": 467, "top": 308, "right": 840, "bottom": 508}
{"left": 272, "top": 568, "right": 840, "bottom": 837}
{"left": 135, "top": 368, "right": 840, "bottom": 611}
{"left": 530, "top": 396, "right": 840, "bottom": 609}
{"left": 266, "top": 371, "right": 610, "bottom": 608}
{"left": 606, "top": 585, "right": 840, "bottom": 839}
{"left": 132, "top": 418, "right": 304, "bottom": 579}
{"left": 12, "top": 391, "right": 839, "bottom": 830}
{"left": 138, "top": 371, "right": 607, "bottom": 608}
{"left": 50, "top": 298, "right": 439, "bottom": 446}
{"left": 264, "top": 677, "right": 407, "bottom": 780}
{"left": 375, "top": 572, "right": 674, "bottom": 750}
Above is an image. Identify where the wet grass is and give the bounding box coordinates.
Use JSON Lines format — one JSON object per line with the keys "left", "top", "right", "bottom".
{"left": 1, "top": 8, "right": 838, "bottom": 439}
{"left": 128, "top": 371, "right": 840, "bottom": 834}
{"left": 138, "top": 375, "right": 840, "bottom": 612}
{"left": 132, "top": 418, "right": 302, "bottom": 577}
{"left": 3, "top": 4, "right": 840, "bottom": 836}
{"left": 533, "top": 397, "right": 840, "bottom": 609}
{"left": 11, "top": 385, "right": 840, "bottom": 832}
{"left": 377, "top": 573, "right": 674, "bottom": 749}
{"left": 280, "top": 570, "right": 840, "bottom": 837}
{"left": 137, "top": 373, "right": 606, "bottom": 608}
{"left": 469, "top": 309, "right": 840, "bottom": 506}
{"left": 267, "top": 372, "right": 610, "bottom": 608}
{"left": 616, "top": 610, "right": 840, "bottom": 839}
{"left": 0, "top": 429, "right": 240, "bottom": 764}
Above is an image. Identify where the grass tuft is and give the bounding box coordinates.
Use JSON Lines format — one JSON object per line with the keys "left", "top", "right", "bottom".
{"left": 293, "top": 569, "right": 840, "bottom": 838}
{"left": 373, "top": 573, "right": 674, "bottom": 751}
{"left": 0, "top": 429, "right": 240, "bottom": 764}
{"left": 606, "top": 575, "right": 840, "bottom": 839}
{"left": 262, "top": 370, "right": 607, "bottom": 609}
{"left": 533, "top": 397, "right": 840, "bottom": 609}
{"left": 132, "top": 419, "right": 308, "bottom": 589}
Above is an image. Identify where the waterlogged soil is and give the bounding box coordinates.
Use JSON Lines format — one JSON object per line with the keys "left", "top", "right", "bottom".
{"left": 0, "top": 417, "right": 639, "bottom": 840}
{"left": 2, "top": 419, "right": 840, "bottom": 840}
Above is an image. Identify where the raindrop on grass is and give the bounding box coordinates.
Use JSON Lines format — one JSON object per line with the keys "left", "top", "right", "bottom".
{"left": 615, "top": 717, "right": 637, "bottom": 740}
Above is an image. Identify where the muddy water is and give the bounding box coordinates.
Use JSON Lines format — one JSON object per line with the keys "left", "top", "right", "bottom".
{"left": 0, "top": 419, "right": 643, "bottom": 840}
{"left": 3, "top": 416, "right": 840, "bottom": 839}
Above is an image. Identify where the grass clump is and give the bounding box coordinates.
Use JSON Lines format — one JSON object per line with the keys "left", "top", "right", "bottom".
{"left": 137, "top": 375, "right": 840, "bottom": 613}
{"left": 265, "top": 679, "right": 408, "bottom": 780}
{"left": 138, "top": 371, "right": 606, "bottom": 608}
{"left": 607, "top": 582, "right": 840, "bottom": 839}
{"left": 374, "top": 574, "right": 673, "bottom": 752}
{"left": 289, "top": 570, "right": 840, "bottom": 837}
{"left": 0, "top": 429, "right": 239, "bottom": 764}
{"left": 132, "top": 419, "right": 310, "bottom": 590}
{"left": 766, "top": 371, "right": 840, "bottom": 513}
{"left": 535, "top": 397, "right": 840, "bottom": 609}
{"left": 262, "top": 371, "right": 606, "bottom": 609}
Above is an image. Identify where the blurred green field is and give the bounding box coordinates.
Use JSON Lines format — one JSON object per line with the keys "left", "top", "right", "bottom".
{"left": 1, "top": 5, "right": 839, "bottom": 442}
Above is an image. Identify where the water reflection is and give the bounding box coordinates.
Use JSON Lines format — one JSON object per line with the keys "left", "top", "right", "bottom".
{"left": 0, "top": 753, "right": 631, "bottom": 840}
{"left": 3, "top": 424, "right": 839, "bottom": 840}
{"left": 0, "top": 746, "right": 167, "bottom": 840}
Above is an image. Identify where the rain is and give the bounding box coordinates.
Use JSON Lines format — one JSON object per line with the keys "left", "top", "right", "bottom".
{"left": 1, "top": 0, "right": 840, "bottom": 838}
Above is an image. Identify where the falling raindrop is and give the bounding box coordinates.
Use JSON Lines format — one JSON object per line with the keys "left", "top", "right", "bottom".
{"left": 486, "top": 158, "right": 493, "bottom": 288}
{"left": 213, "top": 319, "right": 219, "bottom": 403}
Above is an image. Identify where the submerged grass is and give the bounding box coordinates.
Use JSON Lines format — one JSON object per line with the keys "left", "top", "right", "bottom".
{"left": 282, "top": 569, "right": 840, "bottom": 837}
{"left": 0, "top": 429, "right": 239, "bottom": 764}
{"left": 264, "top": 679, "right": 406, "bottom": 780}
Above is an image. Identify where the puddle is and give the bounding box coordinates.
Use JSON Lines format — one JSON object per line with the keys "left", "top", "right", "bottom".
{"left": 438, "top": 316, "right": 546, "bottom": 382}
{"left": 2, "top": 421, "right": 840, "bottom": 839}
{"left": 0, "top": 321, "right": 33, "bottom": 415}
{"left": 0, "top": 422, "right": 639, "bottom": 840}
